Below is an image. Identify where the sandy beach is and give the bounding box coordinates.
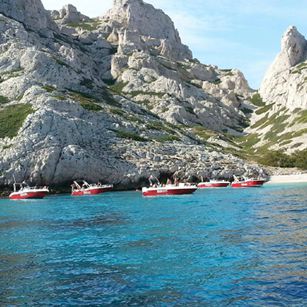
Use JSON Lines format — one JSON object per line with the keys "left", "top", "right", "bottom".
{"left": 267, "top": 173, "right": 307, "bottom": 184}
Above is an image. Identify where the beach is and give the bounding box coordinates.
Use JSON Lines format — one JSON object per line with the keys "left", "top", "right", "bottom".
{"left": 268, "top": 173, "right": 307, "bottom": 184}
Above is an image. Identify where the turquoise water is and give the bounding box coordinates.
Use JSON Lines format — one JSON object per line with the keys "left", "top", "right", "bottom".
{"left": 0, "top": 184, "right": 306, "bottom": 306}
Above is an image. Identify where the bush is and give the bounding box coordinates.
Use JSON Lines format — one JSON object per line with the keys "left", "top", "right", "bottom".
{"left": 80, "top": 100, "right": 102, "bottom": 112}
{"left": 255, "top": 104, "right": 273, "bottom": 115}
{"left": 109, "top": 82, "right": 128, "bottom": 94}
{"left": 68, "top": 90, "right": 105, "bottom": 111}
{"left": 258, "top": 149, "right": 307, "bottom": 169}
{"left": 259, "top": 150, "right": 295, "bottom": 168}
{"left": 0, "top": 95, "right": 9, "bottom": 104}
{"left": 115, "top": 130, "right": 147, "bottom": 142}
{"left": 42, "top": 85, "right": 56, "bottom": 92}
{"left": 0, "top": 104, "right": 34, "bottom": 138}
{"left": 250, "top": 93, "right": 265, "bottom": 107}
{"left": 293, "top": 149, "right": 307, "bottom": 169}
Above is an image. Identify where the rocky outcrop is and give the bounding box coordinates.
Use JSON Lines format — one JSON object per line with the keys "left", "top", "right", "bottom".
{"left": 50, "top": 4, "right": 90, "bottom": 25}
{"left": 98, "top": 0, "right": 253, "bottom": 134}
{"left": 247, "top": 26, "right": 307, "bottom": 153}
{"left": 0, "top": 0, "right": 265, "bottom": 188}
{"left": 103, "top": 0, "right": 192, "bottom": 61}
{"left": 0, "top": 0, "right": 57, "bottom": 33}
{"left": 260, "top": 26, "right": 307, "bottom": 110}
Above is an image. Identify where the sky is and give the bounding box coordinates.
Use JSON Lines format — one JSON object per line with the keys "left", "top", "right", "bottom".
{"left": 42, "top": 0, "right": 307, "bottom": 89}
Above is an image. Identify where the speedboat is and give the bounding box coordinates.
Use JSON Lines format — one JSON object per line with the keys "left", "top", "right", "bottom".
{"left": 71, "top": 180, "right": 113, "bottom": 196}
{"left": 142, "top": 183, "right": 197, "bottom": 196}
{"left": 9, "top": 182, "right": 49, "bottom": 200}
{"left": 198, "top": 180, "right": 230, "bottom": 188}
{"left": 231, "top": 177, "right": 267, "bottom": 188}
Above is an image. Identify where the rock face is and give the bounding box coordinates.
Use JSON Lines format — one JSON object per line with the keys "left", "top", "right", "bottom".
{"left": 51, "top": 4, "right": 90, "bottom": 25}
{"left": 0, "top": 0, "right": 265, "bottom": 188}
{"left": 260, "top": 26, "right": 307, "bottom": 110}
{"left": 103, "top": 0, "right": 192, "bottom": 61}
{"left": 99, "top": 0, "right": 253, "bottom": 133}
{"left": 248, "top": 26, "right": 307, "bottom": 153}
{"left": 0, "top": 0, "right": 57, "bottom": 33}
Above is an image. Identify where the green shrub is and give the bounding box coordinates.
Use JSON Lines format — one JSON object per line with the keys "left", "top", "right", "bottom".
{"left": 259, "top": 149, "right": 307, "bottom": 169}
{"left": 66, "top": 19, "right": 101, "bottom": 31}
{"left": 250, "top": 93, "right": 265, "bottom": 107}
{"left": 293, "top": 149, "right": 307, "bottom": 169}
{"left": 259, "top": 150, "right": 295, "bottom": 168}
{"left": 53, "top": 95, "right": 66, "bottom": 101}
{"left": 69, "top": 89, "right": 119, "bottom": 109}
{"left": 193, "top": 126, "right": 216, "bottom": 140}
{"left": 0, "top": 104, "right": 34, "bottom": 138}
{"left": 102, "top": 91, "right": 121, "bottom": 107}
{"left": 155, "top": 135, "right": 180, "bottom": 142}
{"left": 130, "top": 91, "right": 165, "bottom": 98}
{"left": 109, "top": 82, "right": 128, "bottom": 94}
{"left": 42, "top": 85, "right": 56, "bottom": 92}
{"left": 295, "top": 110, "right": 307, "bottom": 124}
{"left": 0, "top": 95, "right": 9, "bottom": 104}
{"left": 251, "top": 114, "right": 269, "bottom": 129}
{"left": 110, "top": 108, "right": 125, "bottom": 116}
{"left": 291, "top": 61, "right": 307, "bottom": 74}
{"left": 115, "top": 129, "right": 147, "bottom": 142}
{"left": 80, "top": 100, "right": 102, "bottom": 112}
{"left": 53, "top": 57, "right": 70, "bottom": 68}
{"left": 255, "top": 103, "right": 273, "bottom": 115}
{"left": 146, "top": 121, "right": 163, "bottom": 130}
{"left": 239, "top": 133, "right": 260, "bottom": 149}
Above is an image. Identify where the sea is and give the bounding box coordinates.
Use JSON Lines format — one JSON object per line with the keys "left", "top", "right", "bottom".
{"left": 0, "top": 184, "right": 306, "bottom": 306}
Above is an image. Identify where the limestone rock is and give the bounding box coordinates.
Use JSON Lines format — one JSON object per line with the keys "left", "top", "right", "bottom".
{"left": 0, "top": 0, "right": 266, "bottom": 189}
{"left": 0, "top": 0, "right": 57, "bottom": 33}
{"left": 249, "top": 26, "right": 307, "bottom": 153}
{"left": 103, "top": 0, "right": 192, "bottom": 61}
{"left": 55, "top": 4, "right": 90, "bottom": 25}
{"left": 260, "top": 26, "right": 307, "bottom": 110}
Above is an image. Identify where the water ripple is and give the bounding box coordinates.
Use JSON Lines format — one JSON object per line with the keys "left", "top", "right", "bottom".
{"left": 0, "top": 185, "right": 306, "bottom": 305}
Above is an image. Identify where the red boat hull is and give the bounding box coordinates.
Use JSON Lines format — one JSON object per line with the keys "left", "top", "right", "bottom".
{"left": 71, "top": 187, "right": 112, "bottom": 196}
{"left": 198, "top": 182, "right": 229, "bottom": 188}
{"left": 9, "top": 191, "right": 48, "bottom": 200}
{"left": 142, "top": 187, "right": 197, "bottom": 197}
{"left": 231, "top": 180, "right": 266, "bottom": 188}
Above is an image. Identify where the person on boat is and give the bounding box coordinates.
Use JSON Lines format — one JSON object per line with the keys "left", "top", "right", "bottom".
{"left": 166, "top": 178, "right": 172, "bottom": 185}
{"left": 149, "top": 175, "right": 160, "bottom": 187}
{"left": 174, "top": 177, "right": 179, "bottom": 186}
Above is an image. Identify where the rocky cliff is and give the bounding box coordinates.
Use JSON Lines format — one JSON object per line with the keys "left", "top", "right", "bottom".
{"left": 0, "top": 0, "right": 264, "bottom": 188}
{"left": 247, "top": 26, "right": 307, "bottom": 154}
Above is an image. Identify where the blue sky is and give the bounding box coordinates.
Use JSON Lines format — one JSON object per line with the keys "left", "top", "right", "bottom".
{"left": 42, "top": 0, "right": 307, "bottom": 89}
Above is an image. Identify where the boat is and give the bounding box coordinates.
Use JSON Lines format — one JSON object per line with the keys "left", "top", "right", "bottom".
{"left": 142, "top": 175, "right": 197, "bottom": 196}
{"left": 198, "top": 180, "right": 230, "bottom": 188}
{"left": 231, "top": 176, "right": 267, "bottom": 188}
{"left": 9, "top": 182, "right": 49, "bottom": 200}
{"left": 142, "top": 183, "right": 197, "bottom": 196}
{"left": 71, "top": 180, "right": 113, "bottom": 196}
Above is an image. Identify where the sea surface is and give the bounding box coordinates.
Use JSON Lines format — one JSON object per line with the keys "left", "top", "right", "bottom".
{"left": 0, "top": 184, "right": 306, "bottom": 306}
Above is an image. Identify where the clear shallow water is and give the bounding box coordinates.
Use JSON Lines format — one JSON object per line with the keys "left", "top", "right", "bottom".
{"left": 0, "top": 184, "right": 306, "bottom": 306}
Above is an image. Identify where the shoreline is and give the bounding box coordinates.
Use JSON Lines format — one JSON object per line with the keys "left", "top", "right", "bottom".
{"left": 267, "top": 174, "right": 307, "bottom": 184}
{"left": 1, "top": 175, "right": 307, "bottom": 198}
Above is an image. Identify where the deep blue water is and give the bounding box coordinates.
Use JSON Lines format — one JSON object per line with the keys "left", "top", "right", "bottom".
{"left": 0, "top": 184, "right": 306, "bottom": 306}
